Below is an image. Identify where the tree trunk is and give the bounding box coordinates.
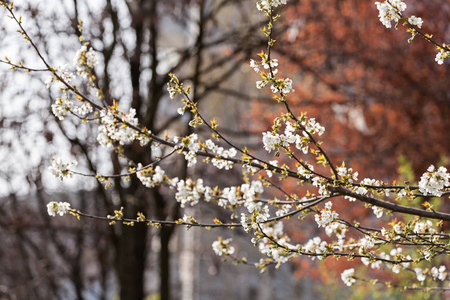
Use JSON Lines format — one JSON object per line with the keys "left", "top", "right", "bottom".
{"left": 117, "top": 198, "right": 148, "bottom": 300}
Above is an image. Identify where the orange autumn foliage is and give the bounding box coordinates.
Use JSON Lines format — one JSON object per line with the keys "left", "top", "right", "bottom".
{"left": 245, "top": 0, "right": 450, "bottom": 281}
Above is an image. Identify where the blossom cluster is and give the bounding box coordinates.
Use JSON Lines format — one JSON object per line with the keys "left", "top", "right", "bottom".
{"left": 359, "top": 248, "right": 409, "bottom": 277}
{"left": 212, "top": 238, "right": 235, "bottom": 256}
{"left": 407, "top": 15, "right": 423, "bottom": 28}
{"left": 374, "top": 0, "right": 407, "bottom": 29}
{"left": 179, "top": 134, "right": 201, "bottom": 167}
{"left": 371, "top": 205, "right": 384, "bottom": 218}
{"left": 262, "top": 119, "right": 324, "bottom": 155}
{"left": 73, "top": 45, "right": 98, "bottom": 78}
{"left": 312, "top": 177, "right": 330, "bottom": 196}
{"left": 136, "top": 164, "right": 166, "bottom": 188}
{"left": 97, "top": 108, "right": 148, "bottom": 147}
{"left": 47, "top": 201, "right": 71, "bottom": 217}
{"left": 412, "top": 220, "right": 435, "bottom": 234}
{"left": 298, "top": 163, "right": 314, "bottom": 179}
{"left": 315, "top": 201, "right": 338, "bottom": 228}
{"left": 325, "top": 221, "right": 347, "bottom": 240}
{"left": 374, "top": 1, "right": 449, "bottom": 65}
{"left": 352, "top": 177, "right": 383, "bottom": 198}
{"left": 254, "top": 222, "right": 297, "bottom": 265}
{"left": 336, "top": 166, "right": 358, "bottom": 183}
{"left": 341, "top": 268, "right": 356, "bottom": 286}
{"left": 303, "top": 236, "right": 328, "bottom": 257}
{"left": 270, "top": 78, "right": 294, "bottom": 95}
{"left": 435, "top": 46, "right": 450, "bottom": 65}
{"left": 418, "top": 165, "right": 450, "bottom": 197}
{"left": 256, "top": 0, "right": 288, "bottom": 13}
{"left": 171, "top": 178, "right": 209, "bottom": 208}
{"left": 250, "top": 58, "right": 278, "bottom": 75}
{"left": 45, "top": 64, "right": 75, "bottom": 89}
{"left": 358, "top": 235, "right": 376, "bottom": 253}
{"left": 48, "top": 157, "right": 78, "bottom": 180}
{"left": 51, "top": 94, "right": 73, "bottom": 120}
{"left": 430, "top": 266, "right": 447, "bottom": 281}
{"left": 205, "top": 139, "right": 237, "bottom": 170}
{"left": 51, "top": 92, "right": 93, "bottom": 120}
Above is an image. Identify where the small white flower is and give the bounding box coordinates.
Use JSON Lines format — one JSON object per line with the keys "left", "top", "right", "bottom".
{"left": 256, "top": 80, "right": 267, "bottom": 89}
{"left": 177, "top": 107, "right": 185, "bottom": 115}
{"left": 250, "top": 59, "right": 260, "bottom": 73}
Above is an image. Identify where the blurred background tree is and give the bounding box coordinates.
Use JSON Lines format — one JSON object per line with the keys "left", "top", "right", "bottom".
{"left": 0, "top": 1, "right": 271, "bottom": 299}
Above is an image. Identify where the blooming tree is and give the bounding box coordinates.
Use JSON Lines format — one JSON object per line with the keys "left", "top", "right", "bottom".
{"left": 1, "top": 0, "right": 450, "bottom": 297}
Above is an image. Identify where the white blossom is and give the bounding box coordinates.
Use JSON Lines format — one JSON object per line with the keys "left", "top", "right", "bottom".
{"left": 275, "top": 204, "right": 292, "bottom": 217}
{"left": 341, "top": 268, "right": 356, "bottom": 286}
{"left": 73, "top": 45, "right": 98, "bottom": 77}
{"left": 298, "top": 163, "right": 314, "bottom": 179}
{"left": 212, "top": 238, "right": 235, "bottom": 256}
{"left": 180, "top": 133, "right": 201, "bottom": 167}
{"left": 325, "top": 222, "right": 347, "bottom": 239}
{"left": 414, "top": 268, "right": 426, "bottom": 282}
{"left": 374, "top": 1, "right": 406, "bottom": 29}
{"left": 222, "top": 186, "right": 239, "bottom": 206}
{"left": 97, "top": 108, "right": 143, "bottom": 147}
{"left": 315, "top": 202, "right": 338, "bottom": 228}
{"left": 241, "top": 213, "right": 251, "bottom": 232}
{"left": 136, "top": 164, "right": 165, "bottom": 188}
{"left": 59, "top": 64, "right": 74, "bottom": 83}
{"left": 372, "top": 206, "right": 383, "bottom": 218}
{"left": 205, "top": 139, "right": 237, "bottom": 170}
{"left": 250, "top": 59, "right": 260, "bottom": 73}
{"left": 72, "top": 101, "right": 93, "bottom": 116}
{"left": 304, "top": 118, "right": 325, "bottom": 136}
{"left": 431, "top": 266, "right": 447, "bottom": 281}
{"left": 312, "top": 177, "right": 330, "bottom": 196}
{"left": 419, "top": 165, "right": 450, "bottom": 196}
{"left": 408, "top": 16, "right": 423, "bottom": 28}
{"left": 256, "top": 0, "right": 288, "bottom": 11}
{"left": 48, "top": 157, "right": 78, "bottom": 180}
{"left": 174, "top": 178, "right": 205, "bottom": 208}
{"left": 435, "top": 47, "right": 450, "bottom": 65}
{"left": 266, "top": 160, "right": 279, "bottom": 178}
{"left": 303, "top": 237, "right": 327, "bottom": 256}
{"left": 45, "top": 76, "right": 54, "bottom": 89}
{"left": 51, "top": 95, "right": 73, "bottom": 120}
{"left": 256, "top": 80, "right": 268, "bottom": 89}
{"left": 167, "top": 82, "right": 177, "bottom": 99}
{"left": 47, "top": 201, "right": 71, "bottom": 217}
{"left": 413, "top": 220, "right": 435, "bottom": 234}
{"left": 358, "top": 236, "right": 376, "bottom": 253}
